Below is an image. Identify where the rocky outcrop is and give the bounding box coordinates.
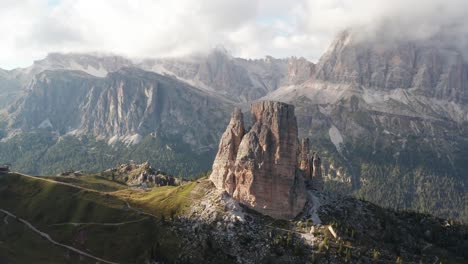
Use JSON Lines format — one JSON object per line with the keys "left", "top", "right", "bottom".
{"left": 210, "top": 108, "right": 245, "bottom": 190}
{"left": 298, "top": 138, "right": 312, "bottom": 180}
{"left": 312, "top": 152, "right": 323, "bottom": 191}
{"left": 210, "top": 101, "right": 309, "bottom": 219}
{"left": 105, "top": 161, "right": 183, "bottom": 187}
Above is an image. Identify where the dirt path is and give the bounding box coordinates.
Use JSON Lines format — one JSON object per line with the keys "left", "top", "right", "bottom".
{"left": 12, "top": 173, "right": 160, "bottom": 219}
{"left": 9, "top": 172, "right": 162, "bottom": 222}
{"left": 50, "top": 217, "right": 148, "bottom": 227}
{"left": 0, "top": 208, "right": 119, "bottom": 264}
{"left": 13, "top": 172, "right": 104, "bottom": 194}
{"left": 124, "top": 201, "right": 160, "bottom": 219}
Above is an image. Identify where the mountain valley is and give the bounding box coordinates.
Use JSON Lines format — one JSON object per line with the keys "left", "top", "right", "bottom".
{"left": 1, "top": 28, "right": 466, "bottom": 223}
{"left": 2, "top": 1, "right": 468, "bottom": 263}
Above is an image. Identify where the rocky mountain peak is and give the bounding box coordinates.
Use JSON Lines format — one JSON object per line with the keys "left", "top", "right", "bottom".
{"left": 24, "top": 53, "right": 134, "bottom": 80}
{"left": 209, "top": 45, "right": 232, "bottom": 58}
{"left": 315, "top": 29, "right": 468, "bottom": 103}
{"left": 287, "top": 57, "right": 315, "bottom": 84}
{"left": 41, "top": 52, "right": 132, "bottom": 67}
{"left": 210, "top": 100, "right": 325, "bottom": 219}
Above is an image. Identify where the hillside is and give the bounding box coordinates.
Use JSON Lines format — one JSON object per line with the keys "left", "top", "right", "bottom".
{"left": 0, "top": 170, "right": 466, "bottom": 263}
{"left": 0, "top": 171, "right": 202, "bottom": 263}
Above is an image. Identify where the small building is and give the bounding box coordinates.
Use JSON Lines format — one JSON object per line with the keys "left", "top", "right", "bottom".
{"left": 0, "top": 165, "right": 10, "bottom": 173}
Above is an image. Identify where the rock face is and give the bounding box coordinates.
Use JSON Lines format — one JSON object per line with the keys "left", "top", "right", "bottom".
{"left": 210, "top": 101, "right": 308, "bottom": 219}
{"left": 7, "top": 68, "right": 230, "bottom": 149}
{"left": 210, "top": 108, "right": 245, "bottom": 191}
{"left": 141, "top": 50, "right": 318, "bottom": 103}
{"left": 298, "top": 138, "right": 312, "bottom": 181}
{"left": 312, "top": 152, "right": 323, "bottom": 191}
{"left": 287, "top": 57, "right": 315, "bottom": 84}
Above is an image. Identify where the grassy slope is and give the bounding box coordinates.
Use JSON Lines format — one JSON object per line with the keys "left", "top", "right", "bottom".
{"left": 44, "top": 174, "right": 128, "bottom": 192}
{"left": 0, "top": 218, "right": 72, "bottom": 264}
{"left": 0, "top": 173, "right": 200, "bottom": 263}
{"left": 115, "top": 182, "right": 197, "bottom": 218}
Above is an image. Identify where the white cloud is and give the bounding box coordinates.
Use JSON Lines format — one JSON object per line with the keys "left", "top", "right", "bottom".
{"left": 0, "top": 0, "right": 466, "bottom": 69}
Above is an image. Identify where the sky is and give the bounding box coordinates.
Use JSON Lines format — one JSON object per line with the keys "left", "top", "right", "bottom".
{"left": 0, "top": 0, "right": 466, "bottom": 69}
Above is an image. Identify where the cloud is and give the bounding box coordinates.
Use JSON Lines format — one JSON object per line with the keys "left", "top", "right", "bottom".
{"left": 0, "top": 0, "right": 466, "bottom": 69}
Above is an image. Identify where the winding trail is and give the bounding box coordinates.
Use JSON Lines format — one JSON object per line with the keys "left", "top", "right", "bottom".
{"left": 124, "top": 201, "right": 159, "bottom": 219}
{"left": 13, "top": 173, "right": 103, "bottom": 194}
{"left": 0, "top": 208, "right": 119, "bottom": 264}
{"left": 50, "top": 217, "right": 148, "bottom": 227}
{"left": 0, "top": 173, "right": 166, "bottom": 263}
{"left": 7, "top": 172, "right": 162, "bottom": 221}
{"left": 12, "top": 173, "right": 160, "bottom": 220}
{"left": 5, "top": 172, "right": 163, "bottom": 225}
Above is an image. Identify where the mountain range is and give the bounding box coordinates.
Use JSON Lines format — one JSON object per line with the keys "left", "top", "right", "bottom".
{"left": 0, "top": 29, "right": 466, "bottom": 222}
